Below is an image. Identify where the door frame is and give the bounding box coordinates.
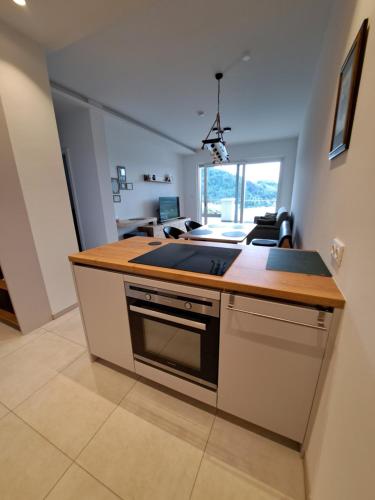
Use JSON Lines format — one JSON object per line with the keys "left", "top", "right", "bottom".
{"left": 62, "top": 148, "right": 85, "bottom": 250}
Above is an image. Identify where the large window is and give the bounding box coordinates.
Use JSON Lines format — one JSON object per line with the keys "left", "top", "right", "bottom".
{"left": 199, "top": 161, "right": 281, "bottom": 224}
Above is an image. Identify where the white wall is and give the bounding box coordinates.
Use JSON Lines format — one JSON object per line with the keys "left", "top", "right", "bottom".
{"left": 291, "top": 1, "right": 375, "bottom": 498}
{"left": 104, "top": 114, "right": 186, "bottom": 220}
{"left": 57, "top": 106, "right": 118, "bottom": 249}
{"left": 0, "top": 99, "right": 51, "bottom": 333}
{"left": 181, "top": 137, "right": 298, "bottom": 221}
{"left": 0, "top": 21, "right": 78, "bottom": 316}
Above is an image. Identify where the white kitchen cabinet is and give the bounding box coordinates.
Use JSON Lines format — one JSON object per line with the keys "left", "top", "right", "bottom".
{"left": 218, "top": 293, "right": 332, "bottom": 442}
{"left": 73, "top": 265, "right": 134, "bottom": 372}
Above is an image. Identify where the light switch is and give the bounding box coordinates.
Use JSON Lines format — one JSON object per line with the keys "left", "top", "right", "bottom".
{"left": 330, "top": 238, "right": 345, "bottom": 268}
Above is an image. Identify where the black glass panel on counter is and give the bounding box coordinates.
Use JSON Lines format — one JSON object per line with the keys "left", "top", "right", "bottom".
{"left": 130, "top": 243, "right": 241, "bottom": 276}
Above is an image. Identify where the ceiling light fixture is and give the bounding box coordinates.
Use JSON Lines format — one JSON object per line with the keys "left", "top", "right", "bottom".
{"left": 201, "top": 73, "right": 231, "bottom": 164}
{"left": 12, "top": 0, "right": 27, "bottom": 6}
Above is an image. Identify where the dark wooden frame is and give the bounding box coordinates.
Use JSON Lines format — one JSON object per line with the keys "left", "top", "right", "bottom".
{"left": 329, "top": 19, "right": 368, "bottom": 160}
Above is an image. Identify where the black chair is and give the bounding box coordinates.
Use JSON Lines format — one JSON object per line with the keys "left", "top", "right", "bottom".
{"left": 123, "top": 231, "right": 148, "bottom": 239}
{"left": 250, "top": 220, "right": 293, "bottom": 248}
{"left": 185, "top": 220, "right": 202, "bottom": 232}
{"left": 163, "top": 226, "right": 185, "bottom": 239}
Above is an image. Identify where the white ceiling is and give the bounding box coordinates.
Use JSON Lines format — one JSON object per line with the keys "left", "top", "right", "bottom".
{"left": 1, "top": 0, "right": 334, "bottom": 149}
{"left": 0, "top": 0, "right": 142, "bottom": 50}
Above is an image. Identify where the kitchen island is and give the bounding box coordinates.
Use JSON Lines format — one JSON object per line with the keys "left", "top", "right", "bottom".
{"left": 69, "top": 237, "right": 344, "bottom": 446}
{"left": 69, "top": 236, "right": 344, "bottom": 308}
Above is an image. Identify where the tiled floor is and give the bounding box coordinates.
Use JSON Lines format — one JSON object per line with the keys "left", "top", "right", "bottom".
{"left": 0, "top": 309, "right": 305, "bottom": 499}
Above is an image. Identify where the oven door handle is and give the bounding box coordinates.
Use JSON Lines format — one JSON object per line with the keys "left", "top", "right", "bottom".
{"left": 129, "top": 305, "right": 207, "bottom": 331}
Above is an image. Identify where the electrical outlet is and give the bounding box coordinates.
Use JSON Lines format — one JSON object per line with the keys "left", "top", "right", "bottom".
{"left": 330, "top": 238, "right": 345, "bottom": 268}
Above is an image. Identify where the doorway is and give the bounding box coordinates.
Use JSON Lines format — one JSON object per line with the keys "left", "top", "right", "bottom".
{"left": 62, "top": 151, "right": 83, "bottom": 251}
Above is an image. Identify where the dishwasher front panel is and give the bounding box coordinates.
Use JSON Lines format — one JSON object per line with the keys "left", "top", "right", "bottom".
{"left": 218, "top": 293, "right": 332, "bottom": 442}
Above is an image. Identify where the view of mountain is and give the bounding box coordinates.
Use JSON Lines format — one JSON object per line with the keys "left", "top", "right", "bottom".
{"left": 205, "top": 169, "right": 277, "bottom": 208}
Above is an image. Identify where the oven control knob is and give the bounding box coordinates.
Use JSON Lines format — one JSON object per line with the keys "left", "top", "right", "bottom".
{"left": 145, "top": 294, "right": 152, "bottom": 301}
{"left": 184, "top": 301, "right": 192, "bottom": 310}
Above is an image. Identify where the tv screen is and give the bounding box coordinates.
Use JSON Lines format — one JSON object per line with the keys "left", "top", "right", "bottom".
{"left": 159, "top": 196, "right": 180, "bottom": 222}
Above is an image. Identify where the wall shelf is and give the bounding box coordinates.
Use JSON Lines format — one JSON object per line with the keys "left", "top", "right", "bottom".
{"left": 0, "top": 266, "right": 20, "bottom": 330}
{"left": 143, "top": 175, "right": 172, "bottom": 184}
{"left": 0, "top": 308, "right": 19, "bottom": 329}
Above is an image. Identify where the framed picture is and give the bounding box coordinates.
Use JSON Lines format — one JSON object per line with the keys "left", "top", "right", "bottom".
{"left": 111, "top": 177, "right": 120, "bottom": 194}
{"left": 113, "top": 194, "right": 121, "bottom": 203}
{"left": 329, "top": 19, "right": 368, "bottom": 160}
{"left": 117, "top": 166, "right": 126, "bottom": 182}
{"left": 119, "top": 181, "right": 126, "bottom": 190}
{"left": 125, "top": 182, "right": 133, "bottom": 190}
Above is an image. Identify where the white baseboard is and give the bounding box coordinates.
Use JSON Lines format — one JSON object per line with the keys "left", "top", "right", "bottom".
{"left": 52, "top": 303, "right": 78, "bottom": 319}
{"left": 303, "top": 456, "right": 312, "bottom": 500}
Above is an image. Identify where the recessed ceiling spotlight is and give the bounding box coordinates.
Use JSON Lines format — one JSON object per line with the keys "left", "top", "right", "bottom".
{"left": 197, "top": 110, "right": 205, "bottom": 117}
{"left": 12, "top": 0, "right": 27, "bottom": 6}
{"left": 241, "top": 52, "right": 251, "bottom": 62}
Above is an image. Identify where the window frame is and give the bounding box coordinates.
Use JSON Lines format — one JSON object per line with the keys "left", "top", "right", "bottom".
{"left": 197, "top": 156, "right": 284, "bottom": 224}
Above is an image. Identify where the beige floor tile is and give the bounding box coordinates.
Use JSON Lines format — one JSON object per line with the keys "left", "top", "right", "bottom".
{"left": 0, "top": 402, "right": 8, "bottom": 419}
{"left": 0, "top": 322, "right": 45, "bottom": 359}
{"left": 62, "top": 352, "right": 137, "bottom": 404}
{"left": 191, "top": 454, "right": 290, "bottom": 500}
{"left": 15, "top": 374, "right": 115, "bottom": 459}
{"left": 46, "top": 464, "right": 119, "bottom": 500}
{"left": 44, "top": 308, "right": 87, "bottom": 347}
{"left": 0, "top": 334, "right": 85, "bottom": 408}
{"left": 191, "top": 417, "right": 305, "bottom": 500}
{"left": 78, "top": 405, "right": 204, "bottom": 500}
{"left": 0, "top": 413, "right": 71, "bottom": 500}
{"left": 121, "top": 379, "right": 215, "bottom": 450}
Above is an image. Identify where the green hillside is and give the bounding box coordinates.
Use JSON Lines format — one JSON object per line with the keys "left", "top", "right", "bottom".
{"left": 204, "top": 169, "right": 277, "bottom": 208}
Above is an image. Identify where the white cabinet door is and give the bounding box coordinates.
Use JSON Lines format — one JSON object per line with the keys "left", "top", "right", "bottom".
{"left": 73, "top": 265, "right": 134, "bottom": 372}
{"left": 218, "top": 293, "right": 331, "bottom": 442}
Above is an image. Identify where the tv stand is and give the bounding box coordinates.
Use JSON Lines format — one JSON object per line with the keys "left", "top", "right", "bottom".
{"left": 138, "top": 217, "right": 190, "bottom": 238}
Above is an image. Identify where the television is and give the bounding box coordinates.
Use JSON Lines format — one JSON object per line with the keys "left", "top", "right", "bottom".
{"left": 159, "top": 196, "right": 180, "bottom": 222}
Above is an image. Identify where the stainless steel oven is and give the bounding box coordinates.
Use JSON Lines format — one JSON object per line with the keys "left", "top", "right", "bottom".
{"left": 125, "top": 282, "right": 220, "bottom": 390}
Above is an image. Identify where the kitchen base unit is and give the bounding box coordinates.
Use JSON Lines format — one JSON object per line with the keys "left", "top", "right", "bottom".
{"left": 69, "top": 238, "right": 345, "bottom": 447}
{"left": 218, "top": 293, "right": 334, "bottom": 443}
{"left": 72, "top": 265, "right": 135, "bottom": 372}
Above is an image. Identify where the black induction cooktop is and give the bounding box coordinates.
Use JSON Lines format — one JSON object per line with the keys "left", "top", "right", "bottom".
{"left": 129, "top": 243, "right": 241, "bottom": 276}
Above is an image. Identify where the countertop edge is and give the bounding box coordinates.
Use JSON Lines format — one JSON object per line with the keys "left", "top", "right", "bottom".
{"left": 68, "top": 254, "right": 345, "bottom": 309}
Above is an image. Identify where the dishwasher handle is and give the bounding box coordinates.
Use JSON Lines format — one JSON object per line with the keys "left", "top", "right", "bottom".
{"left": 226, "top": 304, "right": 328, "bottom": 331}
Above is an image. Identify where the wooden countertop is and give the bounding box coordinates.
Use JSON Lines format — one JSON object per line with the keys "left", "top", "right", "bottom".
{"left": 69, "top": 237, "right": 345, "bottom": 309}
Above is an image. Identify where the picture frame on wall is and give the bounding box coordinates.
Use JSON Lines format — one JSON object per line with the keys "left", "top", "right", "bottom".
{"left": 113, "top": 194, "right": 121, "bottom": 203}
{"left": 117, "top": 166, "right": 126, "bottom": 182}
{"left": 111, "top": 177, "right": 120, "bottom": 194}
{"left": 329, "top": 19, "right": 368, "bottom": 160}
{"left": 125, "top": 182, "right": 133, "bottom": 190}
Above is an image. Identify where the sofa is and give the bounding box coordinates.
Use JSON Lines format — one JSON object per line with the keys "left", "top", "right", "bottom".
{"left": 247, "top": 207, "right": 291, "bottom": 244}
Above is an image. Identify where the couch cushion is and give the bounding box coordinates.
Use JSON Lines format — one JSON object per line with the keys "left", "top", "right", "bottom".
{"left": 251, "top": 239, "right": 278, "bottom": 247}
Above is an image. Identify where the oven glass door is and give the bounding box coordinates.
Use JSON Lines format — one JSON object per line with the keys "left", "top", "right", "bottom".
{"left": 128, "top": 300, "right": 219, "bottom": 388}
